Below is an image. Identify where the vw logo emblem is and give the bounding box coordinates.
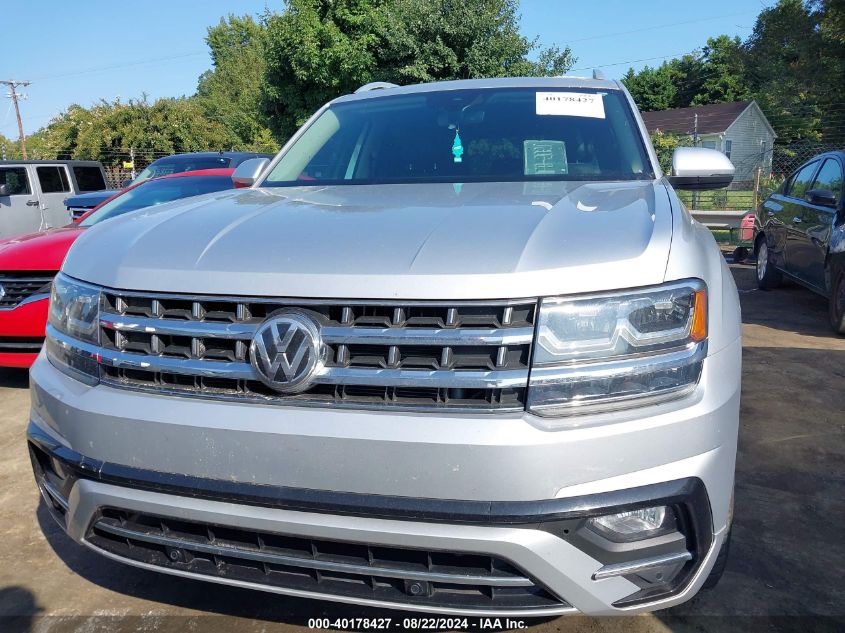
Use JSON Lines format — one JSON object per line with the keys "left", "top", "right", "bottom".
{"left": 249, "top": 310, "right": 325, "bottom": 393}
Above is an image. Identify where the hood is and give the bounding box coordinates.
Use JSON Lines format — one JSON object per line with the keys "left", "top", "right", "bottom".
{"left": 64, "top": 190, "right": 117, "bottom": 207}
{"left": 64, "top": 181, "right": 675, "bottom": 300}
{"left": 0, "top": 226, "right": 84, "bottom": 272}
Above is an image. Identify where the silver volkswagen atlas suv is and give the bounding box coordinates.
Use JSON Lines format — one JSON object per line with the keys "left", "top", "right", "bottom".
{"left": 28, "top": 77, "right": 741, "bottom": 616}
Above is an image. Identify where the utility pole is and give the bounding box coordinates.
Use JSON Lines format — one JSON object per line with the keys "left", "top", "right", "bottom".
{"left": 1, "top": 80, "right": 31, "bottom": 159}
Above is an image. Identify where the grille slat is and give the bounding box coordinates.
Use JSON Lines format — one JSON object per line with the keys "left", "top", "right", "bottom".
{"left": 0, "top": 274, "right": 55, "bottom": 308}
{"left": 87, "top": 509, "right": 567, "bottom": 612}
{"left": 97, "top": 291, "right": 536, "bottom": 412}
{"left": 0, "top": 336, "right": 45, "bottom": 352}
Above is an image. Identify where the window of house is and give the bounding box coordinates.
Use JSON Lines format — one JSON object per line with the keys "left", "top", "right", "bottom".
{"left": 724, "top": 140, "right": 732, "bottom": 159}
{"left": 36, "top": 166, "right": 71, "bottom": 193}
{"left": 702, "top": 140, "right": 717, "bottom": 150}
{"left": 0, "top": 167, "right": 31, "bottom": 195}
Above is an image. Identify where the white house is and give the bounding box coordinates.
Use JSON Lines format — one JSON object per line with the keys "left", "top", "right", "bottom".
{"left": 641, "top": 101, "right": 777, "bottom": 186}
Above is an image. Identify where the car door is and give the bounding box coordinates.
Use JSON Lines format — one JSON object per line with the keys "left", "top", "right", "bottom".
{"left": 760, "top": 163, "right": 816, "bottom": 272}
{"left": 0, "top": 165, "right": 41, "bottom": 239}
{"left": 790, "top": 157, "right": 844, "bottom": 292}
{"left": 780, "top": 160, "right": 821, "bottom": 278}
{"left": 33, "top": 165, "right": 74, "bottom": 228}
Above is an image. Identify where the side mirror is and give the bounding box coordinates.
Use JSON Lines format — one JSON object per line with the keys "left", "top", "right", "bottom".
{"left": 667, "top": 147, "right": 735, "bottom": 191}
{"left": 806, "top": 188, "right": 837, "bottom": 208}
{"left": 121, "top": 178, "right": 133, "bottom": 188}
{"left": 0, "top": 184, "right": 8, "bottom": 197}
{"left": 232, "top": 157, "right": 271, "bottom": 188}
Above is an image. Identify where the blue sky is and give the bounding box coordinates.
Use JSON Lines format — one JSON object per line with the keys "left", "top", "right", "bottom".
{"left": 0, "top": 0, "right": 765, "bottom": 138}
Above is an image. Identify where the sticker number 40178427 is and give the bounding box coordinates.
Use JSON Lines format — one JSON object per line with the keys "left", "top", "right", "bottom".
{"left": 535, "top": 92, "right": 605, "bottom": 119}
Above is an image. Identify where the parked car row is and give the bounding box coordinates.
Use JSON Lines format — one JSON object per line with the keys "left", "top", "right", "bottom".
{"left": 62, "top": 151, "right": 272, "bottom": 219}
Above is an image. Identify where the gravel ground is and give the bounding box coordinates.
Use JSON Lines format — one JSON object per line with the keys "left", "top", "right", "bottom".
{"left": 0, "top": 264, "right": 842, "bottom": 633}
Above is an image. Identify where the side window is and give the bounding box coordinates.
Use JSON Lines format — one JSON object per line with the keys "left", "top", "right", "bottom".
{"left": 786, "top": 161, "right": 819, "bottom": 199}
{"left": 809, "top": 159, "right": 843, "bottom": 203}
{"left": 72, "top": 166, "right": 107, "bottom": 192}
{"left": 36, "top": 166, "right": 71, "bottom": 193}
{"left": 0, "top": 167, "right": 31, "bottom": 195}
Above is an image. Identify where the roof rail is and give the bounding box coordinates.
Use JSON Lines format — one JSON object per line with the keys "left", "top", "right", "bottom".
{"left": 354, "top": 82, "right": 399, "bottom": 94}
{"left": 592, "top": 69, "right": 605, "bottom": 80}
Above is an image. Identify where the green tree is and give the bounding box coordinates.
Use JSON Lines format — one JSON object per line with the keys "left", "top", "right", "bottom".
{"left": 622, "top": 1, "right": 845, "bottom": 144}
{"left": 691, "top": 36, "right": 752, "bottom": 105}
{"left": 262, "top": 0, "right": 575, "bottom": 139}
{"left": 650, "top": 130, "right": 689, "bottom": 174}
{"left": 621, "top": 64, "right": 678, "bottom": 111}
{"left": 744, "top": 0, "right": 825, "bottom": 142}
{"left": 0, "top": 133, "right": 22, "bottom": 159}
{"left": 196, "top": 15, "right": 279, "bottom": 152}
{"left": 27, "top": 97, "right": 234, "bottom": 167}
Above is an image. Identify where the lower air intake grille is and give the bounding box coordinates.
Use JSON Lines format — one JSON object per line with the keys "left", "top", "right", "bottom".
{"left": 87, "top": 509, "right": 567, "bottom": 612}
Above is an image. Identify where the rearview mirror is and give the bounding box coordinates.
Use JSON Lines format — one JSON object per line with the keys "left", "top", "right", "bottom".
{"left": 0, "top": 184, "right": 8, "bottom": 197}
{"left": 806, "top": 188, "right": 837, "bottom": 208}
{"left": 667, "top": 147, "right": 735, "bottom": 191}
{"left": 232, "top": 158, "right": 271, "bottom": 188}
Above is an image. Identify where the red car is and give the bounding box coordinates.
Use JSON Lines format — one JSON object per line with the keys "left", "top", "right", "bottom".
{"left": 0, "top": 168, "right": 237, "bottom": 368}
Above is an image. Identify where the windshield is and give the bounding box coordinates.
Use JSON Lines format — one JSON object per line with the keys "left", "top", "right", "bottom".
{"left": 262, "top": 88, "right": 653, "bottom": 186}
{"left": 79, "top": 175, "right": 234, "bottom": 227}
{"left": 133, "top": 156, "right": 231, "bottom": 183}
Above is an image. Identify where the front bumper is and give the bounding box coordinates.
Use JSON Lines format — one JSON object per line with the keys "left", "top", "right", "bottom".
{"left": 27, "top": 337, "right": 740, "bottom": 615}
{"left": 0, "top": 295, "right": 48, "bottom": 368}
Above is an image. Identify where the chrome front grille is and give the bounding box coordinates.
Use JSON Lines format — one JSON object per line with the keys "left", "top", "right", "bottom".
{"left": 0, "top": 273, "right": 55, "bottom": 309}
{"left": 96, "top": 290, "right": 537, "bottom": 412}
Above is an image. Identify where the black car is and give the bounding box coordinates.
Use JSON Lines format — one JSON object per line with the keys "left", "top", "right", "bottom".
{"left": 755, "top": 150, "right": 845, "bottom": 333}
{"left": 63, "top": 152, "right": 273, "bottom": 218}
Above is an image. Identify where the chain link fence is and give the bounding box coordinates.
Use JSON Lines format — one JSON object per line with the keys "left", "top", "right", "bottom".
{"left": 675, "top": 140, "right": 844, "bottom": 212}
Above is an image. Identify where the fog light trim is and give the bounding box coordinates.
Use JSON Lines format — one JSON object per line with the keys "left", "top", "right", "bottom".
{"left": 592, "top": 550, "right": 692, "bottom": 580}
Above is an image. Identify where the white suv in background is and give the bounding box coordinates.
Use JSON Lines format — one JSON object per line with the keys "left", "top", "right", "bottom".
{"left": 0, "top": 160, "right": 107, "bottom": 237}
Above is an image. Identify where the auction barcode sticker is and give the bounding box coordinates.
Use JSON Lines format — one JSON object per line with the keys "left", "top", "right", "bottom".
{"left": 536, "top": 92, "right": 605, "bottom": 118}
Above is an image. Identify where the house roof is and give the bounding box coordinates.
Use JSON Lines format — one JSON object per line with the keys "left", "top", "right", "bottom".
{"left": 640, "top": 101, "right": 754, "bottom": 135}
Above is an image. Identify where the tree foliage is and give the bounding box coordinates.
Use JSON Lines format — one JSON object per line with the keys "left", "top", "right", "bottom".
{"left": 196, "top": 15, "right": 279, "bottom": 152}
{"left": 622, "top": 0, "right": 844, "bottom": 144}
{"left": 262, "top": 0, "right": 575, "bottom": 138}
{"left": 25, "top": 97, "right": 234, "bottom": 165}
{"left": 622, "top": 36, "right": 750, "bottom": 112}
{"left": 650, "top": 130, "right": 686, "bottom": 174}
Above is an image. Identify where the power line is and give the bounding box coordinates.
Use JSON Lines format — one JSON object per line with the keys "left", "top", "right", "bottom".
{"left": 562, "top": 12, "right": 749, "bottom": 45}
{"left": 571, "top": 50, "right": 697, "bottom": 72}
{"left": 1, "top": 79, "right": 30, "bottom": 159}
{"left": 30, "top": 51, "right": 207, "bottom": 83}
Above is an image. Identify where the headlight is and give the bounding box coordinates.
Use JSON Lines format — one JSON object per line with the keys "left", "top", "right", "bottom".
{"left": 45, "top": 273, "right": 101, "bottom": 384}
{"left": 527, "top": 280, "right": 707, "bottom": 419}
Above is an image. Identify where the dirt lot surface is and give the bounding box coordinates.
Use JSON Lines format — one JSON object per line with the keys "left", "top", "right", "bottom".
{"left": 0, "top": 264, "right": 843, "bottom": 633}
